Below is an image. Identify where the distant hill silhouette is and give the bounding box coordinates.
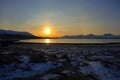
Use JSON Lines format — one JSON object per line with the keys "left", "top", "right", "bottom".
{"left": 62, "top": 34, "right": 120, "bottom": 39}
{"left": 0, "top": 29, "right": 41, "bottom": 41}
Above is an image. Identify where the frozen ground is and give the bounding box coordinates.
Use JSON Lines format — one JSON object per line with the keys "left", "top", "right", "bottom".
{"left": 0, "top": 43, "right": 120, "bottom": 80}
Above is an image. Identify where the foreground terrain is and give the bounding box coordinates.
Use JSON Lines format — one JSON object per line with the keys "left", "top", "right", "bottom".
{"left": 0, "top": 43, "right": 120, "bottom": 80}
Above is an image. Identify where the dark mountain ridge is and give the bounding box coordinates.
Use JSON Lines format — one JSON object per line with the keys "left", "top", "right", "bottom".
{"left": 62, "top": 34, "right": 120, "bottom": 39}
{"left": 0, "top": 29, "right": 40, "bottom": 40}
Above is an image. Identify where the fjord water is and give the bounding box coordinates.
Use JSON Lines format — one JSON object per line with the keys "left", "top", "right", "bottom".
{"left": 20, "top": 39, "right": 120, "bottom": 43}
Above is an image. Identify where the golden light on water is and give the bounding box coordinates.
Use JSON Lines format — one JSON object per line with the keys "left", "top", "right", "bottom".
{"left": 45, "top": 39, "right": 50, "bottom": 43}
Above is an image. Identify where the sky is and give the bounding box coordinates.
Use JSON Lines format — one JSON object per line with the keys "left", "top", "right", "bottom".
{"left": 0, "top": 0, "right": 120, "bottom": 37}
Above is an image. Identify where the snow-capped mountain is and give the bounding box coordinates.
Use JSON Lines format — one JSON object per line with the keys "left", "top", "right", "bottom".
{"left": 62, "top": 34, "right": 120, "bottom": 39}
{"left": 0, "top": 29, "right": 33, "bottom": 36}
{"left": 0, "top": 29, "right": 37, "bottom": 39}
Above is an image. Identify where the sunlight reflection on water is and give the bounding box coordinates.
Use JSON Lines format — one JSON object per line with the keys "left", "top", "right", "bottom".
{"left": 20, "top": 39, "right": 120, "bottom": 43}
{"left": 45, "top": 39, "right": 50, "bottom": 43}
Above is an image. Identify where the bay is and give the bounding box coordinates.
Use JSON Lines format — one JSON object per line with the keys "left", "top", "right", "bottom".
{"left": 20, "top": 39, "right": 120, "bottom": 43}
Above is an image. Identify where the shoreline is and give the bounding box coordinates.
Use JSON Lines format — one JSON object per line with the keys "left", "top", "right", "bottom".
{"left": 15, "top": 42, "right": 120, "bottom": 45}
{"left": 0, "top": 41, "right": 120, "bottom": 80}
{"left": 14, "top": 42, "right": 120, "bottom": 48}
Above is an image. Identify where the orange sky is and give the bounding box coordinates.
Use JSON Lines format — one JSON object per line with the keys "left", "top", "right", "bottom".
{"left": 0, "top": 0, "right": 120, "bottom": 37}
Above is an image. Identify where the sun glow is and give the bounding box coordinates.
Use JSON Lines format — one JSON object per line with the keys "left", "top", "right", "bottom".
{"left": 44, "top": 28, "right": 51, "bottom": 35}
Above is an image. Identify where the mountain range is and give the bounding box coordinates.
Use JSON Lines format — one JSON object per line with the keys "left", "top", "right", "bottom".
{"left": 62, "top": 34, "right": 120, "bottom": 39}
{"left": 0, "top": 29, "right": 120, "bottom": 40}
{"left": 0, "top": 29, "right": 40, "bottom": 40}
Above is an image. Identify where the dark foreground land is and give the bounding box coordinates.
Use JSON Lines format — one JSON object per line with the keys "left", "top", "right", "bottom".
{"left": 0, "top": 43, "right": 120, "bottom": 80}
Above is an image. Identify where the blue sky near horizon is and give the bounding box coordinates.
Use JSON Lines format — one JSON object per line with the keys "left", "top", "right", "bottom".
{"left": 0, "top": 0, "right": 120, "bottom": 37}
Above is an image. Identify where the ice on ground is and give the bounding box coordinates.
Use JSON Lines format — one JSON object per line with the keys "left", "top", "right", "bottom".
{"left": 80, "top": 61, "right": 119, "bottom": 80}
{"left": 31, "top": 62, "right": 55, "bottom": 72}
{"left": 18, "top": 55, "right": 30, "bottom": 68}
{"left": 0, "top": 62, "right": 56, "bottom": 80}
{"left": 71, "top": 61, "right": 78, "bottom": 67}
{"left": 80, "top": 66, "right": 92, "bottom": 75}
{"left": 62, "top": 70, "right": 75, "bottom": 76}
{"left": 1, "top": 51, "right": 13, "bottom": 54}
{"left": 42, "top": 74, "right": 59, "bottom": 80}
{"left": 88, "top": 56, "right": 115, "bottom": 61}
{"left": 1, "top": 44, "right": 120, "bottom": 80}
{"left": 20, "top": 55, "right": 30, "bottom": 63}
{"left": 89, "top": 62, "right": 119, "bottom": 80}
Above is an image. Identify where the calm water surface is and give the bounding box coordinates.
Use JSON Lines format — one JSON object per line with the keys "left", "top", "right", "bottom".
{"left": 20, "top": 39, "right": 120, "bottom": 43}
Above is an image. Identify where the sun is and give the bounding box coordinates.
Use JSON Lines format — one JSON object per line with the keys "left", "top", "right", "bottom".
{"left": 44, "top": 28, "right": 51, "bottom": 35}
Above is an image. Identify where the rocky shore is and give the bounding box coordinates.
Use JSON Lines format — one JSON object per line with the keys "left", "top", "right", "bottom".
{"left": 0, "top": 43, "right": 120, "bottom": 80}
